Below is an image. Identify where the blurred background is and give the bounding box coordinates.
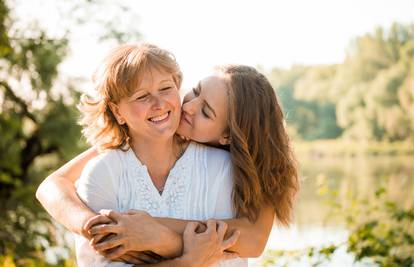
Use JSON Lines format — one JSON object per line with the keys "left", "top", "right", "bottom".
{"left": 1, "top": 0, "right": 413, "bottom": 266}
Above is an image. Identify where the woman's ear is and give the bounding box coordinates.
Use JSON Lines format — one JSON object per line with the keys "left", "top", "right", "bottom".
{"left": 108, "top": 102, "right": 125, "bottom": 125}
{"left": 218, "top": 133, "right": 230, "bottom": 145}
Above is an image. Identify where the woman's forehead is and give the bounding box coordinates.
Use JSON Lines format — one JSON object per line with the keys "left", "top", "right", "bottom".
{"left": 136, "top": 68, "right": 174, "bottom": 89}
{"left": 200, "top": 75, "right": 228, "bottom": 110}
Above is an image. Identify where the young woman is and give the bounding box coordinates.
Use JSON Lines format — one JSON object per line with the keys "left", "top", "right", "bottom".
{"left": 36, "top": 43, "right": 299, "bottom": 266}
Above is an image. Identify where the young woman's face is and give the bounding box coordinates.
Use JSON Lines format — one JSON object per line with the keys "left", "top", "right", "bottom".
{"left": 177, "top": 74, "right": 229, "bottom": 146}
{"left": 111, "top": 68, "right": 181, "bottom": 142}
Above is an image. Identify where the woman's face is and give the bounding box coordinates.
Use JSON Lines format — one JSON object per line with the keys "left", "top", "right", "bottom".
{"left": 177, "top": 73, "right": 229, "bottom": 146}
{"left": 111, "top": 68, "right": 181, "bottom": 142}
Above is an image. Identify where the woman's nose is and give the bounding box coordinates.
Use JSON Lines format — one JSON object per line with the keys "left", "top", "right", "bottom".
{"left": 151, "top": 94, "right": 164, "bottom": 110}
{"left": 182, "top": 99, "right": 197, "bottom": 115}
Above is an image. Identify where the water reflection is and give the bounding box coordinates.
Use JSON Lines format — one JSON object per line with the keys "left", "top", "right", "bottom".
{"left": 259, "top": 155, "right": 414, "bottom": 266}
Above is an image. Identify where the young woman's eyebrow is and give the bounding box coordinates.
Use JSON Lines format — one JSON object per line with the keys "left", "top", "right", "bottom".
{"left": 198, "top": 84, "right": 217, "bottom": 118}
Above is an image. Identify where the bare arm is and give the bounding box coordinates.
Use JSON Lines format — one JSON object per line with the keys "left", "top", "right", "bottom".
{"left": 36, "top": 147, "right": 182, "bottom": 259}
{"left": 35, "top": 147, "right": 99, "bottom": 236}
{"left": 135, "top": 221, "right": 239, "bottom": 267}
{"left": 92, "top": 204, "right": 274, "bottom": 259}
{"left": 156, "top": 204, "right": 274, "bottom": 258}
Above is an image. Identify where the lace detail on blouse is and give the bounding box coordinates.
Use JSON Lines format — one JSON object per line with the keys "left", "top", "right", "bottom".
{"left": 117, "top": 146, "right": 191, "bottom": 217}
{"left": 163, "top": 161, "right": 189, "bottom": 216}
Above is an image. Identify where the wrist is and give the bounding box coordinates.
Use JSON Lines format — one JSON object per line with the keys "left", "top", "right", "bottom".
{"left": 78, "top": 211, "right": 97, "bottom": 238}
{"left": 152, "top": 225, "right": 182, "bottom": 257}
{"left": 175, "top": 254, "right": 193, "bottom": 267}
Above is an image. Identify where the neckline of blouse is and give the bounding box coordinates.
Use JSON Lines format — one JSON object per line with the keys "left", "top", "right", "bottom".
{"left": 126, "top": 141, "right": 194, "bottom": 173}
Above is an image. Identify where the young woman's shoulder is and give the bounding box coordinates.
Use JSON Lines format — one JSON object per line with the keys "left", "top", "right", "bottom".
{"left": 190, "top": 142, "right": 232, "bottom": 179}
{"left": 191, "top": 142, "right": 231, "bottom": 164}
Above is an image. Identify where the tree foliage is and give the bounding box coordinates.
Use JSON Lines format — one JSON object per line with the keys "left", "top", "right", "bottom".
{"left": 0, "top": 0, "right": 83, "bottom": 263}
{"left": 0, "top": 0, "right": 141, "bottom": 264}
{"left": 271, "top": 23, "right": 414, "bottom": 142}
{"left": 262, "top": 177, "right": 414, "bottom": 267}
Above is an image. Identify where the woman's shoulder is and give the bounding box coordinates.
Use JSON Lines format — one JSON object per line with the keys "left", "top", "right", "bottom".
{"left": 190, "top": 142, "right": 231, "bottom": 163}
{"left": 82, "top": 148, "right": 127, "bottom": 177}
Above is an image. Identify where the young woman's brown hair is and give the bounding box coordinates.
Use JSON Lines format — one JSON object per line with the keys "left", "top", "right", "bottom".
{"left": 78, "top": 43, "right": 182, "bottom": 151}
{"left": 216, "top": 65, "right": 299, "bottom": 226}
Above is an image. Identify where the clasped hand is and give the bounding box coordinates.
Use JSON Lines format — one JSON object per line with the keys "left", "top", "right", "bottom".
{"left": 82, "top": 209, "right": 240, "bottom": 266}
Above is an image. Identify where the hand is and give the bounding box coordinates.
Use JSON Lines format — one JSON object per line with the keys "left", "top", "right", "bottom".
{"left": 180, "top": 220, "right": 240, "bottom": 267}
{"left": 114, "top": 251, "right": 164, "bottom": 264}
{"left": 81, "top": 213, "right": 113, "bottom": 239}
{"left": 88, "top": 209, "right": 176, "bottom": 260}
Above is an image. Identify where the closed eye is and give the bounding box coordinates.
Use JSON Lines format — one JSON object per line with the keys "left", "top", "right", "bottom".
{"left": 160, "top": 87, "right": 172, "bottom": 91}
{"left": 202, "top": 108, "right": 210, "bottom": 118}
{"left": 136, "top": 94, "right": 149, "bottom": 100}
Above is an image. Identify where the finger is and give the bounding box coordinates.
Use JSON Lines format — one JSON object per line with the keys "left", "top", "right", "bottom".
{"left": 104, "top": 245, "right": 127, "bottom": 260}
{"left": 195, "top": 222, "right": 207, "bottom": 233}
{"left": 142, "top": 251, "right": 164, "bottom": 261}
{"left": 112, "top": 255, "right": 129, "bottom": 263}
{"left": 216, "top": 221, "right": 228, "bottom": 241}
{"left": 125, "top": 250, "right": 164, "bottom": 261}
{"left": 222, "top": 230, "right": 240, "bottom": 250}
{"left": 93, "top": 236, "right": 124, "bottom": 252}
{"left": 89, "top": 223, "right": 120, "bottom": 235}
{"left": 99, "top": 209, "right": 123, "bottom": 221}
{"left": 183, "top": 221, "right": 199, "bottom": 237}
{"left": 205, "top": 219, "right": 218, "bottom": 234}
{"left": 132, "top": 251, "right": 160, "bottom": 264}
{"left": 90, "top": 233, "right": 109, "bottom": 245}
{"left": 117, "top": 253, "right": 146, "bottom": 264}
{"left": 222, "top": 251, "right": 239, "bottom": 261}
{"left": 84, "top": 214, "right": 113, "bottom": 231}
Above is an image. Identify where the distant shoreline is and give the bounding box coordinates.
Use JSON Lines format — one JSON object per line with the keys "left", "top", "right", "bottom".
{"left": 293, "top": 140, "right": 414, "bottom": 158}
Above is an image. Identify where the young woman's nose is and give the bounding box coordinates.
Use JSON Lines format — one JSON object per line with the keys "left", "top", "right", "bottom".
{"left": 182, "top": 98, "right": 197, "bottom": 115}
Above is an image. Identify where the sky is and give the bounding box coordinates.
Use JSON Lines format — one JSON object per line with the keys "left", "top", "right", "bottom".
{"left": 14, "top": 0, "right": 414, "bottom": 91}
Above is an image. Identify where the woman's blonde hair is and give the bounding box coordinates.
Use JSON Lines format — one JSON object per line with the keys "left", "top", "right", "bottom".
{"left": 216, "top": 65, "right": 299, "bottom": 225}
{"left": 78, "top": 43, "right": 182, "bottom": 151}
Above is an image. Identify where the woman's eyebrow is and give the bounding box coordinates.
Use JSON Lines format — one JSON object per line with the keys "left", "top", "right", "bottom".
{"left": 199, "top": 84, "right": 217, "bottom": 118}
{"left": 159, "top": 79, "right": 174, "bottom": 84}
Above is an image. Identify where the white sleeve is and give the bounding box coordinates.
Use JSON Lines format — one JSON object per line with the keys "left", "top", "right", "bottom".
{"left": 75, "top": 153, "right": 132, "bottom": 267}
{"left": 76, "top": 154, "right": 118, "bottom": 212}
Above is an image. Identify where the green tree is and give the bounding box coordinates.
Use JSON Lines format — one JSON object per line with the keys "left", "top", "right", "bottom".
{"left": 271, "top": 23, "right": 414, "bottom": 142}
{"left": 0, "top": 0, "right": 82, "bottom": 263}
{"left": 0, "top": 0, "right": 141, "bottom": 264}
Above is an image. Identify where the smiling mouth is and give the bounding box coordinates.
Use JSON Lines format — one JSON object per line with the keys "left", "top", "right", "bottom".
{"left": 148, "top": 111, "right": 170, "bottom": 124}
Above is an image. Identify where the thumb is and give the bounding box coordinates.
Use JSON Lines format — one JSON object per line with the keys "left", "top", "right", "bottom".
{"left": 221, "top": 230, "right": 240, "bottom": 250}
{"left": 99, "top": 209, "right": 122, "bottom": 221}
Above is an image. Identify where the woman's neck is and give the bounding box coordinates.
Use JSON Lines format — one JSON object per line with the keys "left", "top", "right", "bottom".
{"left": 129, "top": 135, "right": 184, "bottom": 188}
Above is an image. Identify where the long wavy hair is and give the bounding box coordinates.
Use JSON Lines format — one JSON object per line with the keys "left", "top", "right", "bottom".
{"left": 78, "top": 43, "right": 182, "bottom": 151}
{"left": 216, "top": 65, "right": 299, "bottom": 225}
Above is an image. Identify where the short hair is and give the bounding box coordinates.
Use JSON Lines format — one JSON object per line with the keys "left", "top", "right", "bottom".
{"left": 78, "top": 43, "right": 182, "bottom": 151}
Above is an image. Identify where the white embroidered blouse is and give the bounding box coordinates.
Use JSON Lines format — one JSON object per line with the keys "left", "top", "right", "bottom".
{"left": 75, "top": 142, "right": 247, "bottom": 267}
